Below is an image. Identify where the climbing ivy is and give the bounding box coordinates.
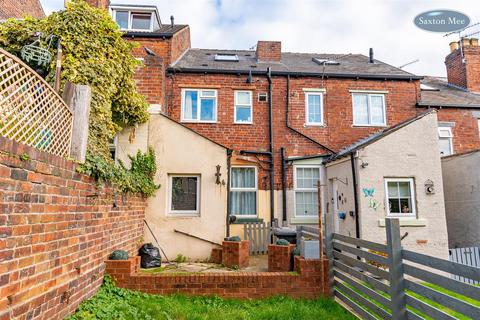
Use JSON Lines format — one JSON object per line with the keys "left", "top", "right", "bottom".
{"left": 0, "top": 0, "right": 149, "bottom": 157}
{"left": 0, "top": 1, "right": 160, "bottom": 196}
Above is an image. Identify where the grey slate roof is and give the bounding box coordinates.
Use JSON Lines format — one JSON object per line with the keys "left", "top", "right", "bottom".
{"left": 325, "top": 110, "right": 435, "bottom": 163}
{"left": 169, "top": 49, "right": 422, "bottom": 80}
{"left": 418, "top": 76, "right": 480, "bottom": 108}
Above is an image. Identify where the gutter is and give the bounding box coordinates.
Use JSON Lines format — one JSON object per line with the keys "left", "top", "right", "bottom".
{"left": 416, "top": 101, "right": 480, "bottom": 109}
{"left": 166, "top": 67, "right": 423, "bottom": 81}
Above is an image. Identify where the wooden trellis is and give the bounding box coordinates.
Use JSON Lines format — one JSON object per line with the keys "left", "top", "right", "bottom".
{"left": 0, "top": 48, "right": 73, "bottom": 157}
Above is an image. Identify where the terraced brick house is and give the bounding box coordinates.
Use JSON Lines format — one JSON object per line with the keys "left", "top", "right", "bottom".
{"left": 85, "top": 0, "right": 480, "bottom": 259}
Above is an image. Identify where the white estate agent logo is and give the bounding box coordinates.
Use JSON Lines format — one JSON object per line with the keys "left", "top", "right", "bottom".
{"left": 414, "top": 10, "right": 470, "bottom": 32}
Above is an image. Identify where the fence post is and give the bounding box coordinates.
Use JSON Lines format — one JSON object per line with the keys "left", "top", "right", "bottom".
{"left": 62, "top": 82, "right": 91, "bottom": 163}
{"left": 324, "top": 203, "right": 334, "bottom": 297}
{"left": 386, "top": 218, "right": 407, "bottom": 320}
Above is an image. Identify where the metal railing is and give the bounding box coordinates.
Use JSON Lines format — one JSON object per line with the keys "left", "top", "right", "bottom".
{"left": 327, "top": 218, "right": 480, "bottom": 319}
{"left": 0, "top": 48, "right": 73, "bottom": 157}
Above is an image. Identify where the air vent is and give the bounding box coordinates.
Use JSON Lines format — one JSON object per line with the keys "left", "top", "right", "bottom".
{"left": 258, "top": 93, "right": 268, "bottom": 102}
{"left": 312, "top": 57, "right": 340, "bottom": 65}
{"left": 214, "top": 54, "right": 239, "bottom": 62}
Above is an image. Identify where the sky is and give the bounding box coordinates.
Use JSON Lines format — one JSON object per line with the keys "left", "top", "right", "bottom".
{"left": 40, "top": 0, "right": 480, "bottom": 77}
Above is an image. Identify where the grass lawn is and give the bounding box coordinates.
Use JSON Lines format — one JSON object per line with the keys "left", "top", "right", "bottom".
{"left": 68, "top": 276, "right": 355, "bottom": 320}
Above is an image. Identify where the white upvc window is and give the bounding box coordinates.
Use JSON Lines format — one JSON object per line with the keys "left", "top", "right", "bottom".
{"left": 181, "top": 89, "right": 217, "bottom": 123}
{"left": 168, "top": 175, "right": 200, "bottom": 215}
{"left": 352, "top": 93, "right": 386, "bottom": 126}
{"left": 234, "top": 91, "right": 253, "bottom": 124}
{"left": 230, "top": 167, "right": 257, "bottom": 216}
{"left": 112, "top": 10, "right": 154, "bottom": 31}
{"left": 294, "top": 166, "right": 320, "bottom": 217}
{"left": 385, "top": 178, "right": 416, "bottom": 217}
{"left": 305, "top": 92, "right": 324, "bottom": 125}
{"left": 438, "top": 127, "right": 453, "bottom": 156}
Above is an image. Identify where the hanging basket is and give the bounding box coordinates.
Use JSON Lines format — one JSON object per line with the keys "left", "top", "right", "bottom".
{"left": 20, "top": 34, "right": 56, "bottom": 67}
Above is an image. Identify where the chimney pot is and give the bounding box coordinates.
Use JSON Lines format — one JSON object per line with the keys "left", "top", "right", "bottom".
{"left": 470, "top": 38, "right": 479, "bottom": 47}
{"left": 170, "top": 15, "right": 174, "bottom": 28}
{"left": 369, "top": 48, "right": 374, "bottom": 63}
{"left": 461, "top": 38, "right": 471, "bottom": 47}
{"left": 449, "top": 41, "right": 459, "bottom": 52}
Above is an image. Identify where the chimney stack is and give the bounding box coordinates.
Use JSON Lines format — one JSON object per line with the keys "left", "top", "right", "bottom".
{"left": 445, "top": 38, "right": 480, "bottom": 93}
{"left": 256, "top": 41, "right": 282, "bottom": 62}
{"left": 84, "top": 0, "right": 110, "bottom": 9}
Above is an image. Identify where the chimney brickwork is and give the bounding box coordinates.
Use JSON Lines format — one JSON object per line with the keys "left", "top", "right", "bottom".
{"left": 446, "top": 38, "right": 480, "bottom": 92}
{"left": 84, "top": 0, "right": 110, "bottom": 9}
{"left": 256, "top": 41, "right": 282, "bottom": 62}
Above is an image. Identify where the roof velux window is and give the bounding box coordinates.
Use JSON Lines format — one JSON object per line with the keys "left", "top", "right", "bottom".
{"left": 312, "top": 57, "right": 340, "bottom": 65}
{"left": 420, "top": 84, "right": 440, "bottom": 91}
{"left": 214, "top": 54, "right": 239, "bottom": 62}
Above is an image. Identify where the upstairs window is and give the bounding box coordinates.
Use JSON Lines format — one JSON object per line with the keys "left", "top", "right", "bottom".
{"left": 112, "top": 9, "right": 155, "bottom": 31}
{"left": 181, "top": 89, "right": 217, "bottom": 123}
{"left": 234, "top": 91, "right": 253, "bottom": 124}
{"left": 352, "top": 93, "right": 386, "bottom": 126}
{"left": 305, "top": 92, "right": 324, "bottom": 125}
{"left": 438, "top": 127, "right": 453, "bottom": 156}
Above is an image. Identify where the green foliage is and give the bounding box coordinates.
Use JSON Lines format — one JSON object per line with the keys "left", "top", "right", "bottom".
{"left": 19, "top": 153, "right": 30, "bottom": 161}
{"left": 68, "top": 275, "right": 354, "bottom": 320}
{"left": 275, "top": 239, "right": 290, "bottom": 246}
{"left": 0, "top": 0, "right": 149, "bottom": 158}
{"left": 77, "top": 147, "right": 159, "bottom": 196}
{"left": 174, "top": 254, "right": 187, "bottom": 263}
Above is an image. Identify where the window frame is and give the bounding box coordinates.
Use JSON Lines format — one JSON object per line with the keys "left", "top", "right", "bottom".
{"left": 113, "top": 9, "right": 154, "bottom": 32}
{"left": 438, "top": 126, "right": 454, "bottom": 156}
{"left": 352, "top": 92, "right": 387, "bottom": 127}
{"left": 234, "top": 90, "right": 253, "bottom": 124}
{"left": 230, "top": 166, "right": 258, "bottom": 217}
{"left": 167, "top": 174, "right": 201, "bottom": 216}
{"left": 384, "top": 178, "right": 416, "bottom": 218}
{"left": 293, "top": 165, "right": 321, "bottom": 218}
{"left": 181, "top": 89, "right": 218, "bottom": 123}
{"left": 304, "top": 92, "right": 324, "bottom": 126}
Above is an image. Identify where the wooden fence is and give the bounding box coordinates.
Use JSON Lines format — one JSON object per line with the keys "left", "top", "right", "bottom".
{"left": 327, "top": 218, "right": 480, "bottom": 319}
{"left": 449, "top": 247, "right": 480, "bottom": 285}
{"left": 0, "top": 48, "right": 73, "bottom": 157}
{"left": 243, "top": 221, "right": 272, "bottom": 255}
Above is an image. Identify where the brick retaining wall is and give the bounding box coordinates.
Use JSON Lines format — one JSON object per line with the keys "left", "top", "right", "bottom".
{"left": 0, "top": 137, "right": 147, "bottom": 320}
{"left": 106, "top": 255, "right": 329, "bottom": 299}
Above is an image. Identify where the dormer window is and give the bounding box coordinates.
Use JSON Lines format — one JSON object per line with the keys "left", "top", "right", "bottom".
{"left": 111, "top": 6, "right": 161, "bottom": 32}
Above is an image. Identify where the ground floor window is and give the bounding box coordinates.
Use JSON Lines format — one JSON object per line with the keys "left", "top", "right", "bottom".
{"left": 230, "top": 167, "right": 257, "bottom": 216}
{"left": 169, "top": 175, "right": 200, "bottom": 215}
{"left": 294, "top": 166, "right": 320, "bottom": 217}
{"left": 385, "top": 178, "right": 416, "bottom": 217}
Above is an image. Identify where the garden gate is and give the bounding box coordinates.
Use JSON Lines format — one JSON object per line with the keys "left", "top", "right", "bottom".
{"left": 243, "top": 221, "right": 272, "bottom": 255}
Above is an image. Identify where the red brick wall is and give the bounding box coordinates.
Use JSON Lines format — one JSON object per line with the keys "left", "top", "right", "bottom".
{"left": 84, "top": 0, "right": 110, "bottom": 10}
{"left": 436, "top": 108, "right": 480, "bottom": 152}
{"left": 268, "top": 244, "right": 295, "bottom": 272}
{"left": 0, "top": 137, "right": 147, "bottom": 320}
{"left": 166, "top": 73, "right": 422, "bottom": 188}
{"left": 222, "top": 240, "right": 249, "bottom": 268}
{"left": 170, "top": 27, "right": 191, "bottom": 63}
{"left": 446, "top": 40, "right": 480, "bottom": 92}
{"left": 106, "top": 256, "right": 329, "bottom": 299}
{"left": 0, "top": 0, "right": 45, "bottom": 19}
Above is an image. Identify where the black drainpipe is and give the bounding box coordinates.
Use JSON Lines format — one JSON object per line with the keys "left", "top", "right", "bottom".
{"left": 226, "top": 149, "right": 233, "bottom": 237}
{"left": 350, "top": 153, "right": 360, "bottom": 238}
{"left": 267, "top": 67, "right": 275, "bottom": 224}
{"left": 281, "top": 147, "right": 287, "bottom": 224}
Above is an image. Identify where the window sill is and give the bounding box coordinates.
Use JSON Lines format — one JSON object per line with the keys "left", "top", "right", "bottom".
{"left": 234, "top": 122, "right": 253, "bottom": 125}
{"left": 166, "top": 213, "right": 200, "bottom": 218}
{"left": 181, "top": 120, "right": 218, "bottom": 124}
{"left": 353, "top": 124, "right": 387, "bottom": 128}
{"left": 230, "top": 216, "right": 263, "bottom": 224}
{"left": 305, "top": 123, "right": 325, "bottom": 127}
{"left": 290, "top": 217, "right": 318, "bottom": 225}
{"left": 378, "top": 218, "right": 426, "bottom": 227}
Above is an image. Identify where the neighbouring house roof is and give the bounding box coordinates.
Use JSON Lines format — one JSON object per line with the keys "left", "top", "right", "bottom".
{"left": 169, "top": 49, "right": 422, "bottom": 80}
{"left": 440, "top": 148, "right": 480, "bottom": 160}
{"left": 418, "top": 76, "right": 480, "bottom": 108}
{"left": 0, "top": 0, "right": 44, "bottom": 20}
{"left": 324, "top": 110, "right": 436, "bottom": 163}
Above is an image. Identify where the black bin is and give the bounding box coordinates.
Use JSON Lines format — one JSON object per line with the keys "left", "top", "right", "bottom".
{"left": 273, "top": 227, "right": 297, "bottom": 244}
